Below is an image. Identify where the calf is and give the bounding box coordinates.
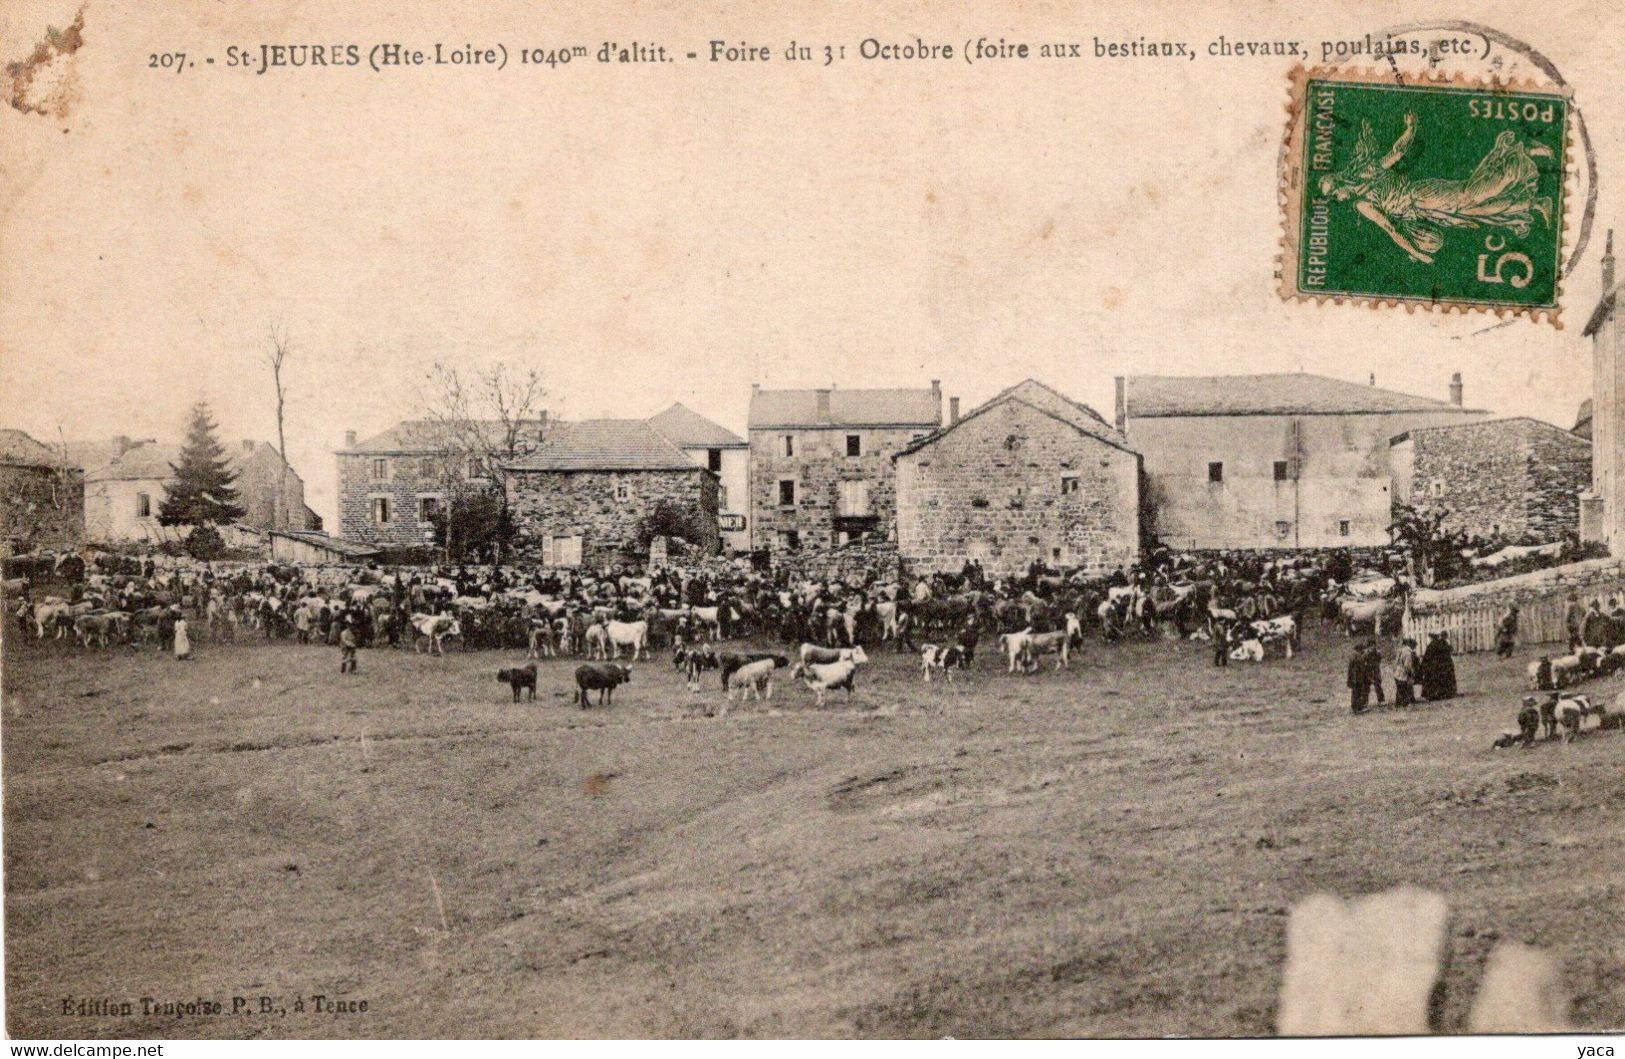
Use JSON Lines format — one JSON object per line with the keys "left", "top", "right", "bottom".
{"left": 801, "top": 658, "right": 858, "bottom": 707}
{"left": 920, "top": 643, "right": 966, "bottom": 682}
{"left": 1554, "top": 694, "right": 1595, "bottom": 743}
{"left": 575, "top": 663, "right": 632, "bottom": 708}
{"left": 498, "top": 664, "right": 538, "bottom": 702}
{"left": 1229, "top": 638, "right": 1266, "bottom": 663}
{"left": 1016, "top": 630, "right": 1070, "bottom": 673}
{"left": 726, "top": 656, "right": 787, "bottom": 706}
{"left": 720, "top": 650, "right": 781, "bottom": 691}
{"left": 794, "top": 643, "right": 868, "bottom": 674}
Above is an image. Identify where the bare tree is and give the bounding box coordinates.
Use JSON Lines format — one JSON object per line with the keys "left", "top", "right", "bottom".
{"left": 265, "top": 324, "right": 294, "bottom": 531}
{"left": 414, "top": 361, "right": 549, "bottom": 562}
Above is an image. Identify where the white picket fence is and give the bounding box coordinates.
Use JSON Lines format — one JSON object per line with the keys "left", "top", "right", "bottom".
{"left": 1402, "top": 558, "right": 1624, "bottom": 655}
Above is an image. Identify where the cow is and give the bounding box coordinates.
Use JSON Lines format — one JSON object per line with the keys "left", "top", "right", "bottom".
{"left": 526, "top": 619, "right": 556, "bottom": 659}
{"left": 410, "top": 613, "right": 462, "bottom": 655}
{"left": 583, "top": 621, "right": 611, "bottom": 660}
{"left": 920, "top": 643, "right": 966, "bottom": 682}
{"left": 1016, "top": 630, "right": 1071, "bottom": 673}
{"left": 674, "top": 644, "right": 719, "bottom": 689}
{"left": 575, "top": 663, "right": 632, "bottom": 708}
{"left": 1553, "top": 694, "right": 1595, "bottom": 742}
{"left": 801, "top": 658, "right": 858, "bottom": 707}
{"left": 1248, "top": 616, "right": 1298, "bottom": 659}
{"left": 1339, "top": 597, "right": 1397, "bottom": 637}
{"left": 1550, "top": 648, "right": 1606, "bottom": 688}
{"left": 32, "top": 599, "right": 72, "bottom": 639}
{"left": 498, "top": 664, "right": 538, "bottom": 702}
{"left": 998, "top": 629, "right": 1035, "bottom": 672}
{"left": 726, "top": 656, "right": 787, "bottom": 705}
{"left": 1229, "top": 638, "right": 1267, "bottom": 663}
{"left": 605, "top": 619, "right": 649, "bottom": 660}
{"left": 794, "top": 643, "right": 867, "bottom": 675}
{"left": 74, "top": 610, "right": 129, "bottom": 648}
{"left": 720, "top": 650, "right": 782, "bottom": 690}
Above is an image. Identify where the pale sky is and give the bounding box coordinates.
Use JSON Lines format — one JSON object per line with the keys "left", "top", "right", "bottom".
{"left": 3, "top": 0, "right": 1621, "bottom": 527}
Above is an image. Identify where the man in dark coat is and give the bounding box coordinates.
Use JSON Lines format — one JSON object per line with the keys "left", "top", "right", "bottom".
{"left": 1347, "top": 642, "right": 1376, "bottom": 713}
{"left": 1495, "top": 604, "right": 1519, "bottom": 658}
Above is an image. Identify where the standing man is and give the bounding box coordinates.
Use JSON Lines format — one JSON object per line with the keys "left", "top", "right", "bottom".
{"left": 1564, "top": 592, "right": 1584, "bottom": 651}
{"left": 339, "top": 617, "right": 358, "bottom": 674}
{"left": 1495, "top": 604, "right": 1519, "bottom": 658}
{"left": 1347, "top": 642, "right": 1373, "bottom": 713}
{"left": 1393, "top": 637, "right": 1420, "bottom": 707}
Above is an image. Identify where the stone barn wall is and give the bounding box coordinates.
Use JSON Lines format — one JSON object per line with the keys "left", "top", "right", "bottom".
{"left": 896, "top": 401, "right": 1141, "bottom": 577}
{"left": 748, "top": 425, "right": 926, "bottom": 556}
{"left": 509, "top": 468, "right": 718, "bottom": 569}
{"left": 1401, "top": 419, "right": 1591, "bottom": 542}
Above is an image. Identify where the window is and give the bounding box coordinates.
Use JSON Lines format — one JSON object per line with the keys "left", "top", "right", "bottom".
{"left": 846, "top": 434, "right": 862, "bottom": 457}
{"left": 781, "top": 530, "right": 801, "bottom": 552}
{"left": 371, "top": 497, "right": 391, "bottom": 524}
{"left": 781, "top": 435, "right": 794, "bottom": 458}
{"left": 549, "top": 535, "right": 582, "bottom": 567}
{"left": 1275, "top": 520, "right": 1291, "bottom": 540}
{"left": 135, "top": 492, "right": 151, "bottom": 518}
{"left": 838, "top": 480, "right": 870, "bottom": 516}
{"left": 707, "top": 448, "right": 722, "bottom": 473}
{"left": 1060, "top": 476, "right": 1080, "bottom": 495}
{"left": 778, "top": 479, "right": 796, "bottom": 507}
{"left": 1208, "top": 461, "right": 1224, "bottom": 484}
{"left": 1273, "top": 460, "right": 1290, "bottom": 482}
{"left": 614, "top": 481, "right": 630, "bottom": 501}
{"left": 371, "top": 458, "right": 388, "bottom": 481}
{"left": 1010, "top": 486, "right": 1026, "bottom": 510}
{"left": 1339, "top": 519, "right": 1351, "bottom": 538}
{"left": 467, "top": 457, "right": 484, "bottom": 479}
{"left": 418, "top": 496, "right": 442, "bottom": 523}
{"left": 419, "top": 457, "right": 438, "bottom": 479}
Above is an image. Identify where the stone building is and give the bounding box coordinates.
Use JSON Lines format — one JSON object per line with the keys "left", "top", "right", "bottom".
{"left": 748, "top": 382, "right": 942, "bottom": 555}
{"left": 0, "top": 428, "right": 84, "bottom": 555}
{"left": 1389, "top": 418, "right": 1592, "bottom": 542}
{"left": 648, "top": 402, "right": 750, "bottom": 553}
{"left": 80, "top": 437, "right": 316, "bottom": 544}
{"left": 1117, "top": 372, "right": 1487, "bottom": 550}
{"left": 1580, "top": 230, "right": 1622, "bottom": 552}
{"left": 334, "top": 419, "right": 547, "bottom": 548}
{"left": 895, "top": 380, "right": 1140, "bottom": 576}
{"left": 505, "top": 419, "right": 719, "bottom": 569}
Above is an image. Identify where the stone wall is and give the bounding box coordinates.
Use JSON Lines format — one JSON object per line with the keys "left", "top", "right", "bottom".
{"left": 1404, "top": 419, "right": 1590, "bottom": 541}
{"left": 0, "top": 464, "right": 84, "bottom": 554}
{"left": 508, "top": 468, "right": 718, "bottom": 569}
{"left": 748, "top": 425, "right": 927, "bottom": 555}
{"left": 336, "top": 452, "right": 459, "bottom": 547}
{"left": 896, "top": 401, "right": 1141, "bottom": 577}
{"left": 773, "top": 537, "right": 900, "bottom": 586}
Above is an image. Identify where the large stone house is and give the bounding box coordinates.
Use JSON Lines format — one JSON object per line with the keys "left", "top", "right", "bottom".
{"left": 748, "top": 382, "right": 942, "bottom": 555}
{"left": 895, "top": 380, "right": 1141, "bottom": 576}
{"left": 648, "top": 402, "right": 750, "bottom": 553}
{"left": 0, "top": 429, "right": 84, "bottom": 555}
{"left": 334, "top": 419, "right": 548, "bottom": 548}
{"left": 78, "top": 437, "right": 316, "bottom": 544}
{"left": 1117, "top": 372, "right": 1487, "bottom": 550}
{"left": 505, "top": 419, "right": 719, "bottom": 568}
{"left": 1580, "top": 229, "right": 1621, "bottom": 552}
{"left": 1390, "top": 418, "right": 1591, "bottom": 542}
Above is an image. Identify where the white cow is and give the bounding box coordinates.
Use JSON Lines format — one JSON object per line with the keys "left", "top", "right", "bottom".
{"left": 605, "top": 619, "right": 649, "bottom": 660}
{"left": 410, "top": 613, "right": 462, "bottom": 655}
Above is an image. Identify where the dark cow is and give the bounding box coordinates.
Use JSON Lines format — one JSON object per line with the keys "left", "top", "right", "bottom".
{"left": 576, "top": 663, "right": 632, "bottom": 708}
{"left": 498, "top": 664, "right": 537, "bottom": 702}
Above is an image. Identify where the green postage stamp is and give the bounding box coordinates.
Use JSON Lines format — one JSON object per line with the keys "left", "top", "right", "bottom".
{"left": 1279, "top": 67, "right": 1571, "bottom": 325}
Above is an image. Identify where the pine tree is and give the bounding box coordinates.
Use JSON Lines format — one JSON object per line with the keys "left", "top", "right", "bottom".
{"left": 158, "top": 402, "right": 246, "bottom": 526}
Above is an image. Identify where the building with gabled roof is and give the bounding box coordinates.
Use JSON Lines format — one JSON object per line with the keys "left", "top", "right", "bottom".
{"left": 895, "top": 380, "right": 1141, "bottom": 576}
{"left": 649, "top": 402, "right": 750, "bottom": 552}
{"left": 0, "top": 428, "right": 83, "bottom": 554}
{"left": 1116, "top": 371, "right": 1488, "bottom": 550}
{"left": 503, "top": 418, "right": 719, "bottom": 568}
{"left": 748, "top": 380, "right": 942, "bottom": 555}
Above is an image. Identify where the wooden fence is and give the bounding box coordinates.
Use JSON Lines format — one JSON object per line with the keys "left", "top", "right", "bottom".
{"left": 1402, "top": 557, "right": 1624, "bottom": 655}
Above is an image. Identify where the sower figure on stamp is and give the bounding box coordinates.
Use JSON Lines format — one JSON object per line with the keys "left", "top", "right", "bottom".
{"left": 1319, "top": 114, "right": 1553, "bottom": 265}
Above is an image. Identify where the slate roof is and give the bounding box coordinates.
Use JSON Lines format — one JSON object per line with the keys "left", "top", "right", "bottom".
{"left": 0, "top": 429, "right": 62, "bottom": 468}
{"left": 1389, "top": 416, "right": 1591, "bottom": 447}
{"left": 84, "top": 444, "right": 188, "bottom": 482}
{"left": 897, "top": 382, "right": 1138, "bottom": 459}
{"left": 341, "top": 419, "right": 549, "bottom": 455}
{"left": 270, "top": 530, "right": 380, "bottom": 558}
{"left": 648, "top": 402, "right": 746, "bottom": 448}
{"left": 504, "top": 419, "right": 700, "bottom": 473}
{"left": 1574, "top": 398, "right": 1593, "bottom": 439}
{"left": 1122, "top": 373, "right": 1481, "bottom": 418}
{"left": 748, "top": 386, "right": 941, "bottom": 429}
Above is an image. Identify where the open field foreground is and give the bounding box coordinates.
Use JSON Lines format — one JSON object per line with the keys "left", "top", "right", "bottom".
{"left": 4, "top": 628, "right": 1623, "bottom": 1038}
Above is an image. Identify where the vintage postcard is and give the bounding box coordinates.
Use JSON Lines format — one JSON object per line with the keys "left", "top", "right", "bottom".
{"left": 1, "top": 0, "right": 1622, "bottom": 1046}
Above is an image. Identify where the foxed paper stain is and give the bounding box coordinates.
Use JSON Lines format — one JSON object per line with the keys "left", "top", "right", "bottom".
{"left": 5, "top": 5, "right": 85, "bottom": 118}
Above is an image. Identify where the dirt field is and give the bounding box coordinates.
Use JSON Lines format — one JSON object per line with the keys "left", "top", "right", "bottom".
{"left": 4, "top": 623, "right": 1622, "bottom": 1038}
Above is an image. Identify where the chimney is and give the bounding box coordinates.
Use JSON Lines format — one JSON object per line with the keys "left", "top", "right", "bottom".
{"left": 113, "top": 435, "right": 132, "bottom": 456}
{"left": 1114, "top": 377, "right": 1127, "bottom": 434}
{"left": 815, "top": 387, "right": 832, "bottom": 423}
{"left": 344, "top": 430, "right": 357, "bottom": 448}
{"left": 1449, "top": 372, "right": 1463, "bottom": 407}
{"left": 751, "top": 383, "right": 760, "bottom": 394}
{"left": 1369, "top": 373, "right": 1376, "bottom": 386}
{"left": 949, "top": 397, "right": 961, "bottom": 424}
{"left": 1604, "top": 228, "right": 1616, "bottom": 290}
{"left": 242, "top": 439, "right": 255, "bottom": 453}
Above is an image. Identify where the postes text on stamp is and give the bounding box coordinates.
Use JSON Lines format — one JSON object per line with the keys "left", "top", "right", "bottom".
{"left": 1279, "top": 67, "right": 1570, "bottom": 324}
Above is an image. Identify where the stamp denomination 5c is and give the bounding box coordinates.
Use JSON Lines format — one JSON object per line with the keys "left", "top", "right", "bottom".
{"left": 1279, "top": 66, "right": 1571, "bottom": 325}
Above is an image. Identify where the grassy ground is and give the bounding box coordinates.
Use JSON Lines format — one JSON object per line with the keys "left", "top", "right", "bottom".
{"left": 3, "top": 622, "right": 1622, "bottom": 1038}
